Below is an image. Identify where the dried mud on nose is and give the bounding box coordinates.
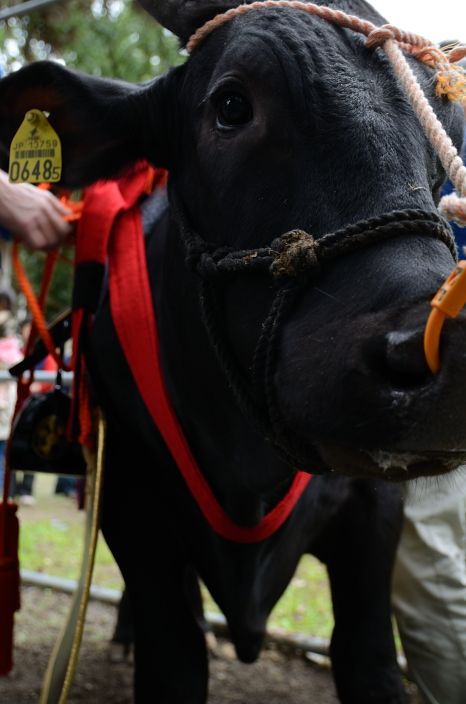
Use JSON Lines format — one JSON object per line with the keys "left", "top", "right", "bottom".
{"left": 0, "top": 586, "right": 340, "bottom": 703}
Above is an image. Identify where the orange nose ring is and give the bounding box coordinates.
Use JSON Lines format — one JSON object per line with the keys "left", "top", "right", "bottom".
{"left": 424, "top": 260, "right": 466, "bottom": 374}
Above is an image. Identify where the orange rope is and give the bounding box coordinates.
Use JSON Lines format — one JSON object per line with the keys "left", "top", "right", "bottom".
{"left": 12, "top": 243, "right": 71, "bottom": 371}
{"left": 17, "top": 187, "right": 94, "bottom": 447}
{"left": 38, "top": 182, "right": 84, "bottom": 222}
{"left": 11, "top": 185, "right": 83, "bottom": 371}
{"left": 60, "top": 196, "right": 83, "bottom": 223}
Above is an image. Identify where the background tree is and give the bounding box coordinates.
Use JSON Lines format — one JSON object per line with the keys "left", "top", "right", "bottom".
{"left": 0, "top": 0, "right": 182, "bottom": 318}
{"left": 1, "top": 0, "right": 182, "bottom": 78}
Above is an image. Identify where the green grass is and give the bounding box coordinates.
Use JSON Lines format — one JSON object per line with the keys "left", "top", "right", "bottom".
{"left": 270, "top": 557, "right": 332, "bottom": 637}
{"left": 20, "top": 516, "right": 123, "bottom": 590}
{"left": 202, "top": 555, "right": 333, "bottom": 638}
{"left": 18, "top": 488, "right": 334, "bottom": 638}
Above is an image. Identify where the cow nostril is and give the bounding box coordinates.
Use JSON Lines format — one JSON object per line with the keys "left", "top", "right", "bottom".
{"left": 377, "top": 329, "right": 431, "bottom": 389}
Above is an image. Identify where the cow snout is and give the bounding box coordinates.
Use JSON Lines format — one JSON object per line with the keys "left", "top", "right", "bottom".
{"left": 377, "top": 306, "right": 466, "bottom": 396}
{"left": 380, "top": 327, "right": 431, "bottom": 389}
{"left": 362, "top": 305, "right": 466, "bottom": 453}
{"left": 276, "top": 299, "right": 466, "bottom": 479}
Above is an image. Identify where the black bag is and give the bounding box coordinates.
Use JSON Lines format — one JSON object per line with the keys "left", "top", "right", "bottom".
{"left": 9, "top": 386, "right": 86, "bottom": 476}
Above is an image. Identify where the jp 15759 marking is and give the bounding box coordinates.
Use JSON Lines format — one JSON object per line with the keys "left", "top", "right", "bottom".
{"left": 9, "top": 109, "right": 62, "bottom": 184}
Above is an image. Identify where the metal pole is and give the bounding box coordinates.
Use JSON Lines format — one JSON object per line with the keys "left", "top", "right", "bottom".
{"left": 20, "top": 568, "right": 333, "bottom": 660}
{"left": 0, "top": 370, "right": 73, "bottom": 383}
{"left": 0, "top": 0, "right": 65, "bottom": 22}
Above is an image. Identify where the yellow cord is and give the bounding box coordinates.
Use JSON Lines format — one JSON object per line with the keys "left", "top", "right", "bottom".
{"left": 40, "top": 412, "right": 106, "bottom": 704}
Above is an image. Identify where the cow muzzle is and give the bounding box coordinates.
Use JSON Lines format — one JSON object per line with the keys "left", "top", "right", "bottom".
{"left": 276, "top": 298, "right": 466, "bottom": 479}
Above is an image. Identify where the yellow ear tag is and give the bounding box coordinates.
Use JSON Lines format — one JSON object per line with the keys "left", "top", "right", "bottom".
{"left": 9, "top": 109, "right": 62, "bottom": 184}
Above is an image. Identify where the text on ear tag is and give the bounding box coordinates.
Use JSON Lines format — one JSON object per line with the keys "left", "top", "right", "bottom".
{"left": 9, "top": 109, "right": 62, "bottom": 184}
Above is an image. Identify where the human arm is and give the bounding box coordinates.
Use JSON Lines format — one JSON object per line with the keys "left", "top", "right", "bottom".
{"left": 0, "top": 169, "right": 72, "bottom": 249}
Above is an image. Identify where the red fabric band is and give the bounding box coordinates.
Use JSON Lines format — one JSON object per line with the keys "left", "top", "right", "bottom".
{"left": 79, "top": 164, "right": 312, "bottom": 542}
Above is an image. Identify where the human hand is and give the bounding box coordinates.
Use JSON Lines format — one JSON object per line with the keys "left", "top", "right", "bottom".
{"left": 0, "top": 170, "right": 73, "bottom": 249}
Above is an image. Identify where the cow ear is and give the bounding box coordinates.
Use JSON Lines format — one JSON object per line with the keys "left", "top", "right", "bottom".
{"left": 0, "top": 61, "right": 172, "bottom": 188}
{"left": 137, "top": 0, "right": 243, "bottom": 44}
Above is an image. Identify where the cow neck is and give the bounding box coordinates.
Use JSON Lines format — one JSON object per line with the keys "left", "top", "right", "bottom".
{"left": 152, "top": 220, "right": 298, "bottom": 518}
{"left": 168, "top": 181, "right": 456, "bottom": 470}
{"left": 75, "top": 163, "right": 312, "bottom": 544}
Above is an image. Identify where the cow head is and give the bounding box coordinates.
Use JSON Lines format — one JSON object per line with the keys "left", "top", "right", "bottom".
{"left": 1, "top": 0, "right": 465, "bottom": 481}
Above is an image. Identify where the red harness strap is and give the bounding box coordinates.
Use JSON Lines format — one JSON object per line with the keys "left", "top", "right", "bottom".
{"left": 72, "top": 164, "right": 164, "bottom": 446}
{"left": 78, "top": 163, "right": 312, "bottom": 543}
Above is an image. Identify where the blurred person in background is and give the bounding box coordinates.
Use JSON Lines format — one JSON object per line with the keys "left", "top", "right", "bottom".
{"left": 0, "top": 288, "right": 21, "bottom": 496}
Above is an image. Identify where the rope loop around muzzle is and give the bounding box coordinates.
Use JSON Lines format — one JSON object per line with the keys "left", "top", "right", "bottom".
{"left": 172, "top": 183, "right": 457, "bottom": 284}
{"left": 169, "top": 181, "right": 457, "bottom": 468}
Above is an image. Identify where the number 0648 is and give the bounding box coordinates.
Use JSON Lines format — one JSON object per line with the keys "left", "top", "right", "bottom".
{"left": 9, "top": 159, "right": 61, "bottom": 183}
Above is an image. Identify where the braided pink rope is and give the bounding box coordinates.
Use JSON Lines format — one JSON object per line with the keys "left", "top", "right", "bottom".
{"left": 187, "top": 1, "right": 466, "bottom": 227}
{"left": 383, "top": 41, "right": 466, "bottom": 207}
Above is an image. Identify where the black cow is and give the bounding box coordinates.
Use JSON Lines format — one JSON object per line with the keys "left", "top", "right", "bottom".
{"left": 1, "top": 1, "right": 466, "bottom": 702}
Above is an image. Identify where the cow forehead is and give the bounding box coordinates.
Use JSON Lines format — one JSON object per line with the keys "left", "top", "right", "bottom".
{"left": 198, "top": 9, "right": 366, "bottom": 75}
{"left": 184, "top": 8, "right": 432, "bottom": 130}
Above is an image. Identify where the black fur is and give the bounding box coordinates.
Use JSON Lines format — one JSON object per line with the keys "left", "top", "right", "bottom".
{"left": 1, "top": 1, "right": 465, "bottom": 701}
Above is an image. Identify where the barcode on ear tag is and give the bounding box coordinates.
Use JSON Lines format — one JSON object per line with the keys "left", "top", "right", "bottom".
{"left": 9, "top": 109, "right": 62, "bottom": 184}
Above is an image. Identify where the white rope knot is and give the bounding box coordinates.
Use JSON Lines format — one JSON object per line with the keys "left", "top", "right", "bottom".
{"left": 439, "top": 194, "right": 466, "bottom": 228}
{"left": 366, "top": 25, "right": 396, "bottom": 49}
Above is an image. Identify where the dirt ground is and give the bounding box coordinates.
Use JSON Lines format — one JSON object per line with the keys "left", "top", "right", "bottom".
{"left": 1, "top": 586, "right": 338, "bottom": 704}
{"left": 0, "top": 586, "right": 421, "bottom": 704}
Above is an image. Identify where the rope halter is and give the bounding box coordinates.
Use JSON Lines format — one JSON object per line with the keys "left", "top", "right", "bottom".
{"left": 187, "top": 0, "right": 466, "bottom": 227}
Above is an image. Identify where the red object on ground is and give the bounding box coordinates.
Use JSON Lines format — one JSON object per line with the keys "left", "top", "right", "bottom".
{"left": 0, "top": 500, "right": 20, "bottom": 675}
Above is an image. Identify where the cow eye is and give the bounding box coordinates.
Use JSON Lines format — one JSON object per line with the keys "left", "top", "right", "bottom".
{"left": 216, "top": 93, "right": 253, "bottom": 128}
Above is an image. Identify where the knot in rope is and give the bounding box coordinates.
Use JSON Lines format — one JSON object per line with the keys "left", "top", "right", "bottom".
{"left": 365, "top": 25, "right": 396, "bottom": 50}
{"left": 271, "top": 230, "right": 319, "bottom": 278}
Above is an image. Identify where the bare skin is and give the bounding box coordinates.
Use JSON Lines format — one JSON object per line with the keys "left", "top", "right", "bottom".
{"left": 0, "top": 169, "right": 72, "bottom": 250}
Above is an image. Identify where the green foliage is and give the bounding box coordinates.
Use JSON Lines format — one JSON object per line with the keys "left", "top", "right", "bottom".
{"left": 202, "top": 555, "right": 334, "bottom": 638}
{"left": 1, "top": 0, "right": 183, "bottom": 318}
{"left": 0, "top": 0, "right": 183, "bottom": 78}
